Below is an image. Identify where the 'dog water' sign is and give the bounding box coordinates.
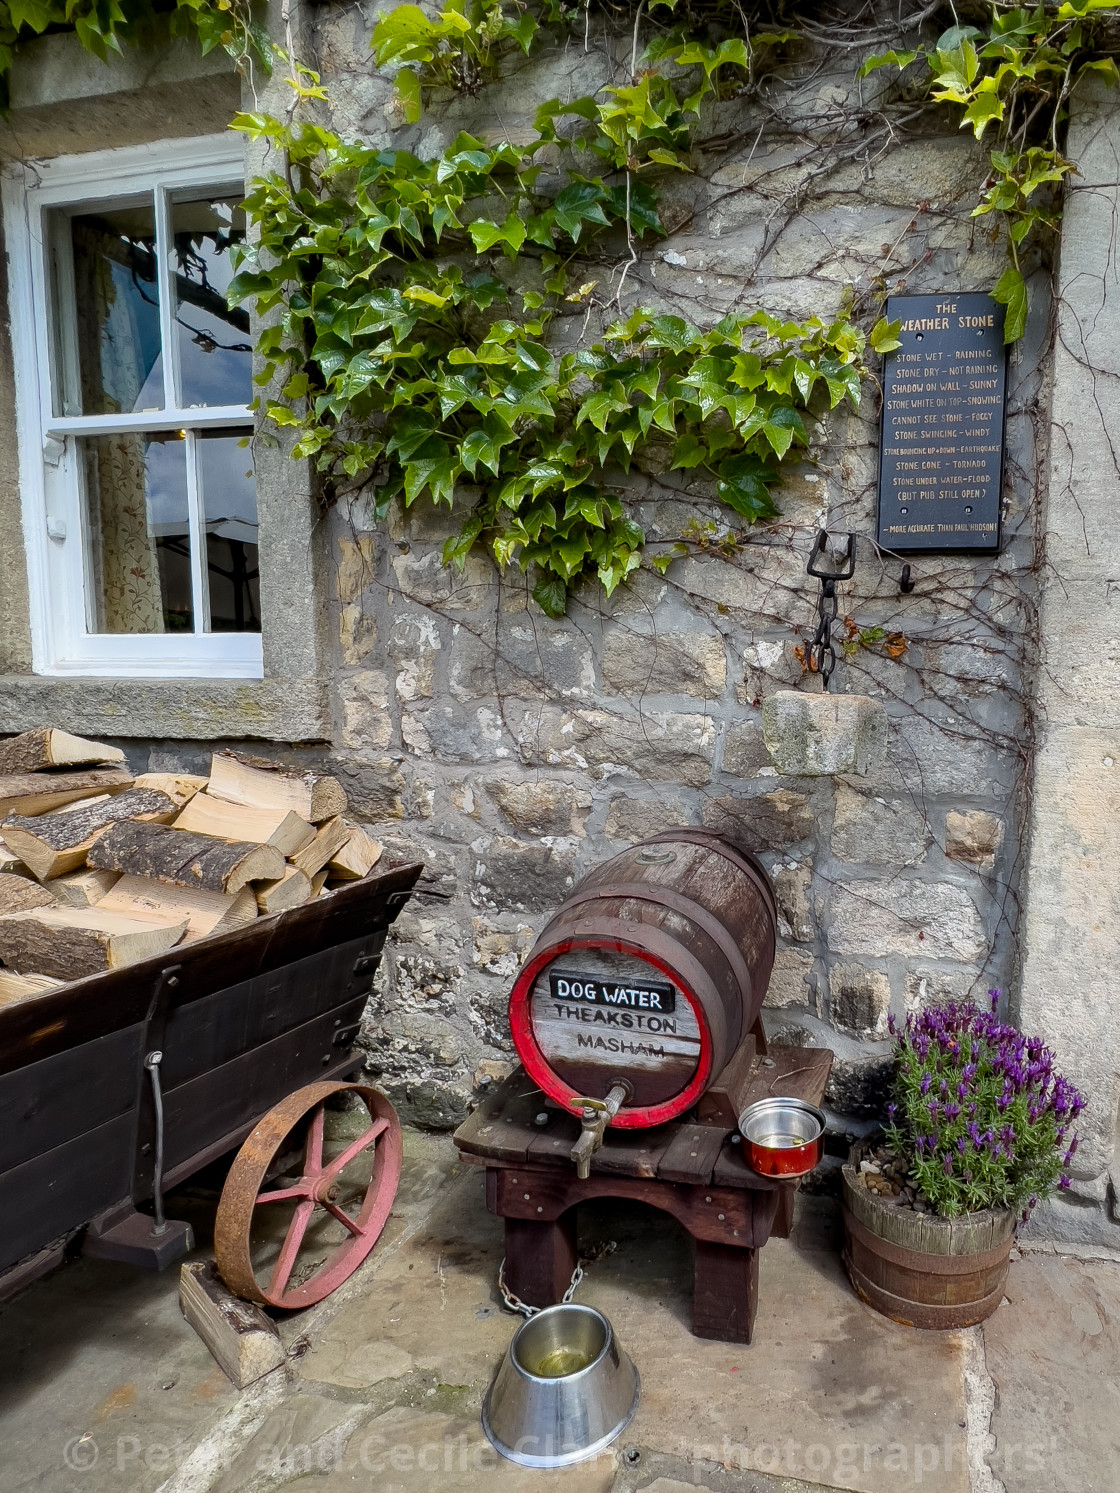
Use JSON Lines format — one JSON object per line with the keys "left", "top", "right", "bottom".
{"left": 877, "top": 292, "right": 1007, "bottom": 553}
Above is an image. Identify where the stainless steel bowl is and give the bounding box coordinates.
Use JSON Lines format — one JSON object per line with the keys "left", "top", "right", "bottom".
{"left": 482, "top": 1303, "right": 640, "bottom": 1468}
{"left": 738, "top": 1096, "right": 826, "bottom": 1177}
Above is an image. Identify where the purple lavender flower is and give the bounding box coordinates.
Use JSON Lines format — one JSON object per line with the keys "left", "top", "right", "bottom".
{"left": 920, "top": 1072, "right": 932, "bottom": 1095}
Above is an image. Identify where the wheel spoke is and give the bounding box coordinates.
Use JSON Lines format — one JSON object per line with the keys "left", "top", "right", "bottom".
{"left": 268, "top": 1198, "right": 316, "bottom": 1298}
{"left": 304, "top": 1103, "right": 326, "bottom": 1175}
{"left": 255, "top": 1183, "right": 311, "bottom": 1206}
{"left": 323, "top": 1117, "right": 390, "bottom": 1182}
{"left": 322, "top": 1200, "right": 366, "bottom": 1238}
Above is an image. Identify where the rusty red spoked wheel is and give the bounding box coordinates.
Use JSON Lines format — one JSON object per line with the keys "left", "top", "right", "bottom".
{"left": 214, "top": 1082, "right": 402, "bottom": 1309}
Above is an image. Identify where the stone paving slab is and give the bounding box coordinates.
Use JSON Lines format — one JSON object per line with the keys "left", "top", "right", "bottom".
{"left": 984, "top": 1253, "right": 1120, "bottom": 1492}
{"left": 293, "top": 1161, "right": 969, "bottom": 1493}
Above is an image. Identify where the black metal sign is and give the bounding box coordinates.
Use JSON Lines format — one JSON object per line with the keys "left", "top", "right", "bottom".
{"left": 877, "top": 292, "right": 1007, "bottom": 553}
{"left": 548, "top": 970, "right": 677, "bottom": 1014}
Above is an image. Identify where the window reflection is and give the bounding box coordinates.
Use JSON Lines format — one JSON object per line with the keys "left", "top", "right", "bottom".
{"left": 171, "top": 196, "right": 252, "bottom": 408}
{"left": 199, "top": 430, "right": 260, "bottom": 632}
{"left": 81, "top": 431, "right": 192, "bottom": 634}
{"left": 66, "top": 203, "right": 164, "bottom": 416}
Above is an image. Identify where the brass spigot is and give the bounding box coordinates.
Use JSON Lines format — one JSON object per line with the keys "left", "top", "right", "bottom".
{"left": 570, "top": 1083, "right": 630, "bottom": 1179}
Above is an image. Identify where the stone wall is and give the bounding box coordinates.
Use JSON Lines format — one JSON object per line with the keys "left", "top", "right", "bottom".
{"left": 281, "top": 4, "right": 1048, "bottom": 1132}
{"left": 1, "top": 1, "right": 1094, "bottom": 1216}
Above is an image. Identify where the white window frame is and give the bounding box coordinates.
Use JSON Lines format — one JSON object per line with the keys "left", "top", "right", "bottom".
{"left": 3, "top": 134, "right": 264, "bottom": 679}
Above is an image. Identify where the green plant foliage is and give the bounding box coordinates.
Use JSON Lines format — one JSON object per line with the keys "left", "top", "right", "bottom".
{"left": 229, "top": 76, "right": 881, "bottom": 614}
{"left": 372, "top": 0, "right": 541, "bottom": 119}
{"left": 861, "top": 4, "right": 1120, "bottom": 342}
{"left": 0, "top": 0, "right": 270, "bottom": 109}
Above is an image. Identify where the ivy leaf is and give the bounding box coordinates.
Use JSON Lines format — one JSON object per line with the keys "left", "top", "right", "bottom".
{"left": 716, "top": 455, "right": 780, "bottom": 522}
{"left": 671, "top": 434, "right": 707, "bottom": 470}
{"left": 551, "top": 183, "right": 612, "bottom": 242}
{"left": 395, "top": 67, "right": 422, "bottom": 123}
{"left": 991, "top": 264, "right": 1027, "bottom": 343}
{"left": 761, "top": 404, "right": 805, "bottom": 458}
{"left": 962, "top": 89, "right": 1004, "bottom": 139}
{"left": 869, "top": 316, "right": 903, "bottom": 355}
{"left": 532, "top": 574, "right": 569, "bottom": 617}
{"left": 857, "top": 48, "right": 920, "bottom": 77}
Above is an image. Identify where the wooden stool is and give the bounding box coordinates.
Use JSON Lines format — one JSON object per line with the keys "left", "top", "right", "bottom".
{"left": 453, "top": 1043, "right": 832, "bottom": 1344}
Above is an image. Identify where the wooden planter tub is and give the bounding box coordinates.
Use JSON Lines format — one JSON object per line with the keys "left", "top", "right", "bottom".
{"left": 841, "top": 1141, "right": 1016, "bottom": 1330}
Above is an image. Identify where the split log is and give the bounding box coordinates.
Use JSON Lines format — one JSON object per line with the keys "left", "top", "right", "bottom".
{"left": 173, "top": 793, "right": 316, "bottom": 857}
{"left": 179, "top": 1262, "right": 286, "bottom": 1389}
{"left": 132, "top": 772, "right": 208, "bottom": 809}
{"left": 1, "top": 788, "right": 178, "bottom": 880}
{"left": 310, "top": 868, "right": 330, "bottom": 896}
{"left": 48, "top": 867, "right": 121, "bottom": 908}
{"left": 99, "top": 875, "right": 257, "bottom": 941}
{"left": 0, "top": 767, "right": 133, "bottom": 820}
{"left": 0, "top": 970, "right": 63, "bottom": 1005}
{"left": 254, "top": 866, "right": 312, "bottom": 916}
{"left": 88, "top": 821, "right": 285, "bottom": 896}
{"left": 328, "top": 821, "right": 383, "bottom": 880}
{"left": 208, "top": 752, "right": 347, "bottom": 824}
{"left": 0, "top": 836, "right": 31, "bottom": 877}
{"left": 287, "top": 815, "right": 351, "bottom": 879}
{"left": 0, "top": 906, "right": 188, "bottom": 979}
{"left": 0, "top": 727, "right": 125, "bottom": 775}
{"left": 0, "top": 873, "right": 55, "bottom": 913}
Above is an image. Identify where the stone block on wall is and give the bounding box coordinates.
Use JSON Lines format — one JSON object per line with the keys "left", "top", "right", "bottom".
{"left": 604, "top": 794, "right": 694, "bottom": 842}
{"left": 762, "top": 691, "right": 888, "bottom": 777}
{"left": 763, "top": 947, "right": 814, "bottom": 1008}
{"left": 829, "top": 962, "right": 892, "bottom": 1038}
{"left": 600, "top": 625, "right": 727, "bottom": 698}
{"left": 470, "top": 834, "right": 577, "bottom": 914}
{"left": 831, "top": 784, "right": 930, "bottom": 865}
{"left": 827, "top": 879, "right": 986, "bottom": 961}
{"left": 516, "top": 703, "right": 716, "bottom": 785}
{"left": 773, "top": 864, "right": 814, "bottom": 943}
{"left": 701, "top": 789, "right": 814, "bottom": 850}
{"left": 944, "top": 809, "right": 1004, "bottom": 867}
{"left": 483, "top": 778, "right": 591, "bottom": 837}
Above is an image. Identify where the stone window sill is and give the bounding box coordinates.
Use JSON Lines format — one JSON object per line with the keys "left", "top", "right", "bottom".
{"left": 0, "top": 675, "right": 328, "bottom": 743}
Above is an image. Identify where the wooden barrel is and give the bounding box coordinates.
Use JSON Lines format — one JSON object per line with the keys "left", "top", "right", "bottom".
{"left": 841, "top": 1145, "right": 1016, "bottom": 1329}
{"left": 507, "top": 829, "right": 776, "bottom": 1128}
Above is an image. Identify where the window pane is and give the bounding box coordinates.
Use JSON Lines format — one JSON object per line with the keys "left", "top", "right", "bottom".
{"left": 199, "top": 431, "right": 260, "bottom": 633}
{"left": 62, "top": 201, "right": 164, "bottom": 416}
{"left": 170, "top": 196, "right": 252, "bottom": 408}
{"left": 81, "top": 431, "right": 193, "bottom": 634}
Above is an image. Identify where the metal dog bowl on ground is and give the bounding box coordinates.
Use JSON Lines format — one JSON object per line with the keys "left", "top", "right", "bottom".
{"left": 738, "top": 1096, "right": 826, "bottom": 1177}
{"left": 482, "top": 1303, "right": 640, "bottom": 1467}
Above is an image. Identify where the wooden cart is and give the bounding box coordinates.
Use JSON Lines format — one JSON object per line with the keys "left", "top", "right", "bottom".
{"left": 0, "top": 860, "right": 422, "bottom": 1303}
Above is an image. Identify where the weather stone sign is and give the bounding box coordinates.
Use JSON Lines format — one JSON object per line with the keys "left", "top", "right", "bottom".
{"left": 877, "top": 292, "right": 1007, "bottom": 553}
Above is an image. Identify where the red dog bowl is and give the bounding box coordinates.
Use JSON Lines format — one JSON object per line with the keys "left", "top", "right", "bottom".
{"left": 738, "top": 1097, "right": 826, "bottom": 1177}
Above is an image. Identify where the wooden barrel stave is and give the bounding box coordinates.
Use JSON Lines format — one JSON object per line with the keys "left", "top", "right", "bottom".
{"left": 508, "top": 830, "right": 777, "bottom": 1127}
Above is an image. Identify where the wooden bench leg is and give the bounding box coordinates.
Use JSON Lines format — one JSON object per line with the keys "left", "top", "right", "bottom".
{"left": 502, "top": 1213, "right": 577, "bottom": 1310}
{"left": 692, "top": 1240, "right": 758, "bottom": 1343}
{"left": 772, "top": 1187, "right": 796, "bottom": 1240}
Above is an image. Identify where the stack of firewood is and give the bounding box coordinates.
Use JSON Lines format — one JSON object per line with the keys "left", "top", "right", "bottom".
{"left": 0, "top": 729, "right": 381, "bottom": 999}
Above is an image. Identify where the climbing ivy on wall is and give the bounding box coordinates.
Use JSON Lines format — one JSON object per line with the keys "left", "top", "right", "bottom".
{"left": 226, "top": 14, "right": 900, "bottom": 614}
{"left": 17, "top": 0, "right": 1120, "bottom": 609}
{"left": 0, "top": 0, "right": 269, "bottom": 108}
{"left": 862, "top": 3, "right": 1120, "bottom": 341}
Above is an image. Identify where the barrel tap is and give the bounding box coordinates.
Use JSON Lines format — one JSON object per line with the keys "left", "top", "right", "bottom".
{"left": 570, "top": 1081, "right": 631, "bottom": 1179}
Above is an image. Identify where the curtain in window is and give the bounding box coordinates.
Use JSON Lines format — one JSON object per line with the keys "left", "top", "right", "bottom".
{"left": 72, "top": 221, "right": 164, "bottom": 634}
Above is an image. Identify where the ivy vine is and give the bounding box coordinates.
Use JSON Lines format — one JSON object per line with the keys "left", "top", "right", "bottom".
{"left": 229, "top": 15, "right": 900, "bottom": 615}
{"left": 863, "top": 3, "right": 1120, "bottom": 341}
{"left": 0, "top": 0, "right": 271, "bottom": 108}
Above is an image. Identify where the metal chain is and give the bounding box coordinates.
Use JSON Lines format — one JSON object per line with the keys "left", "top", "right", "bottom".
{"left": 805, "top": 530, "right": 856, "bottom": 692}
{"left": 807, "top": 578, "right": 840, "bottom": 688}
{"left": 497, "top": 1240, "right": 617, "bottom": 1318}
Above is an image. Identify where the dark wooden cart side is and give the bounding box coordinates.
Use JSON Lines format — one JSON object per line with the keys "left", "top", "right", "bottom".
{"left": 0, "top": 862, "right": 423, "bottom": 1289}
